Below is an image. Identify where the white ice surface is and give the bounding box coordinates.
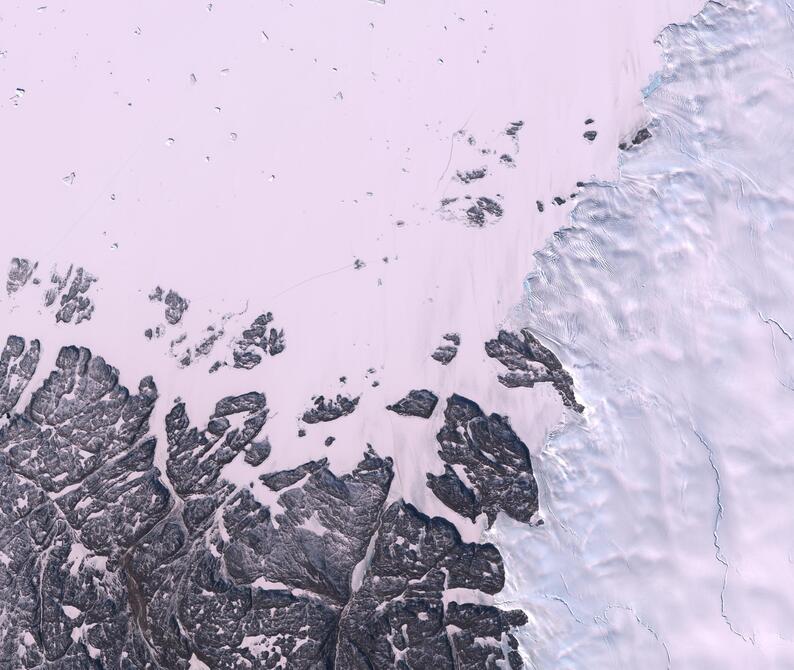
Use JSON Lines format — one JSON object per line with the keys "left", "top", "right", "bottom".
{"left": 493, "top": 1, "right": 794, "bottom": 667}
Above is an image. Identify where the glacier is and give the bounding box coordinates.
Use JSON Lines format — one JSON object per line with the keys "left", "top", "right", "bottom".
{"left": 494, "top": 1, "right": 794, "bottom": 667}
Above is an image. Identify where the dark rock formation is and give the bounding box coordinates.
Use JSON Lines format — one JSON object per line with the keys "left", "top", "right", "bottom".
{"left": 536, "top": 200, "right": 544, "bottom": 213}
{"left": 44, "top": 265, "right": 97, "bottom": 324}
{"left": 260, "top": 458, "right": 328, "bottom": 491}
{"left": 149, "top": 286, "right": 189, "bottom": 325}
{"left": 465, "top": 196, "right": 504, "bottom": 227}
{"left": 431, "top": 346, "right": 457, "bottom": 365}
{"left": 387, "top": 389, "right": 439, "bottom": 418}
{"left": 164, "top": 290, "right": 189, "bottom": 325}
{"left": 6, "top": 257, "right": 36, "bottom": 295}
{"left": 583, "top": 130, "right": 597, "bottom": 141}
{"left": 443, "top": 332, "right": 460, "bottom": 346}
{"left": 620, "top": 126, "right": 652, "bottom": 150}
{"left": 245, "top": 438, "right": 272, "bottom": 466}
{"left": 485, "top": 328, "right": 584, "bottom": 412}
{"left": 456, "top": 167, "right": 487, "bottom": 183}
{"left": 336, "top": 500, "right": 527, "bottom": 669}
{"left": 232, "top": 312, "right": 286, "bottom": 370}
{"left": 0, "top": 338, "right": 530, "bottom": 668}
{"left": 302, "top": 394, "right": 359, "bottom": 424}
{"left": 633, "top": 127, "right": 652, "bottom": 145}
{"left": 505, "top": 120, "right": 524, "bottom": 137}
{"left": 427, "top": 394, "right": 538, "bottom": 526}
{"left": 0, "top": 335, "right": 40, "bottom": 415}
{"left": 432, "top": 332, "right": 460, "bottom": 365}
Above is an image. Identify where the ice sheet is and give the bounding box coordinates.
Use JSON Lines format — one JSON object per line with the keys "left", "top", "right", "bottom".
{"left": 494, "top": 1, "right": 794, "bottom": 666}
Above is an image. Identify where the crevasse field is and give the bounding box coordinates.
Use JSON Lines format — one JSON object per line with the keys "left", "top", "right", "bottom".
{"left": 494, "top": 1, "right": 794, "bottom": 667}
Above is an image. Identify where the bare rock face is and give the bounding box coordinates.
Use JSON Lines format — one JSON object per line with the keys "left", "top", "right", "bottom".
{"left": 302, "top": 393, "right": 360, "bottom": 424}
{"left": 44, "top": 265, "right": 97, "bottom": 324}
{"left": 149, "top": 286, "right": 190, "bottom": 325}
{"left": 431, "top": 332, "right": 460, "bottom": 365}
{"left": 335, "top": 500, "right": 527, "bottom": 669}
{"left": 0, "top": 335, "right": 40, "bottom": 415}
{"left": 164, "top": 290, "right": 189, "bottom": 325}
{"left": 427, "top": 394, "right": 539, "bottom": 526}
{"left": 0, "top": 339, "right": 532, "bottom": 668}
{"left": 485, "top": 328, "right": 584, "bottom": 412}
{"left": 232, "top": 312, "right": 286, "bottom": 369}
{"left": 6, "top": 257, "right": 36, "bottom": 295}
{"left": 387, "top": 389, "right": 439, "bottom": 418}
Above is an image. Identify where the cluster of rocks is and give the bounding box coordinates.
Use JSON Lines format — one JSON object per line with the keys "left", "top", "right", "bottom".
{"left": 505, "top": 120, "right": 524, "bottom": 138}
{"left": 6, "top": 258, "right": 97, "bottom": 324}
{"left": 387, "top": 388, "right": 439, "bottom": 418}
{"left": 485, "top": 328, "right": 584, "bottom": 412}
{"left": 149, "top": 286, "right": 190, "bottom": 325}
{"left": 536, "top": 121, "right": 654, "bottom": 212}
{"left": 583, "top": 117, "right": 598, "bottom": 142}
{"left": 0, "top": 336, "right": 531, "bottom": 668}
{"left": 439, "top": 195, "right": 505, "bottom": 228}
{"left": 6, "top": 257, "right": 37, "bottom": 295}
{"left": 426, "top": 394, "right": 539, "bottom": 526}
{"left": 619, "top": 125, "right": 652, "bottom": 150}
{"left": 46, "top": 265, "right": 97, "bottom": 324}
{"left": 455, "top": 166, "right": 488, "bottom": 184}
{"left": 230, "top": 311, "right": 286, "bottom": 370}
{"left": 153, "top": 307, "right": 285, "bottom": 374}
{"left": 431, "top": 332, "right": 460, "bottom": 365}
{"left": 302, "top": 393, "right": 360, "bottom": 424}
{"left": 174, "top": 320, "right": 233, "bottom": 370}
{"left": 436, "top": 120, "right": 528, "bottom": 228}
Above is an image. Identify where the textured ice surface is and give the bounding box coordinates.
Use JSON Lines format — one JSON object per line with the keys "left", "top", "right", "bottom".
{"left": 494, "top": 1, "right": 794, "bottom": 666}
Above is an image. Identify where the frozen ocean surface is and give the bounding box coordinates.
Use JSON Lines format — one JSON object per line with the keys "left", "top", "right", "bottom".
{"left": 494, "top": 1, "right": 794, "bottom": 667}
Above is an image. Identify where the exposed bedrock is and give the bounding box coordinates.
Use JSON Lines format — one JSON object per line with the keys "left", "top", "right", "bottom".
{"left": 149, "top": 286, "right": 190, "bottom": 325}
{"left": 6, "top": 257, "right": 36, "bottom": 295}
{"left": 431, "top": 332, "right": 460, "bottom": 365}
{"left": 427, "top": 394, "right": 539, "bottom": 527}
{"left": 0, "top": 337, "right": 530, "bottom": 668}
{"left": 302, "top": 393, "right": 360, "bottom": 424}
{"left": 485, "top": 328, "right": 584, "bottom": 412}
{"left": 386, "top": 389, "right": 439, "bottom": 418}
{"left": 336, "top": 500, "right": 526, "bottom": 669}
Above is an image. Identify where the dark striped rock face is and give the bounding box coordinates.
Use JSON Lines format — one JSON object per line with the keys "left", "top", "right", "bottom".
{"left": 0, "top": 336, "right": 535, "bottom": 669}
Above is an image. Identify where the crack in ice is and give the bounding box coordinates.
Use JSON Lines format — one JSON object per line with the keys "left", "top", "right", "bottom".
{"left": 693, "top": 429, "right": 752, "bottom": 644}
{"left": 594, "top": 603, "right": 672, "bottom": 670}
{"left": 759, "top": 311, "right": 794, "bottom": 341}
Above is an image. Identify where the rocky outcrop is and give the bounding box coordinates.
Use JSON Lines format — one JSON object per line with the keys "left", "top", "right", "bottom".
{"left": 149, "top": 286, "right": 190, "bottom": 325}
{"left": 336, "top": 500, "right": 527, "bottom": 669}
{"left": 45, "top": 265, "right": 97, "bottom": 324}
{"left": 0, "top": 338, "right": 531, "bottom": 668}
{"left": 0, "top": 335, "right": 39, "bottom": 415}
{"left": 387, "top": 389, "right": 439, "bottom": 418}
{"left": 485, "top": 328, "right": 584, "bottom": 412}
{"left": 426, "top": 394, "right": 539, "bottom": 526}
{"left": 232, "top": 312, "right": 286, "bottom": 369}
{"left": 302, "top": 394, "right": 359, "bottom": 424}
{"left": 431, "top": 332, "right": 460, "bottom": 365}
{"left": 6, "top": 257, "right": 36, "bottom": 295}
